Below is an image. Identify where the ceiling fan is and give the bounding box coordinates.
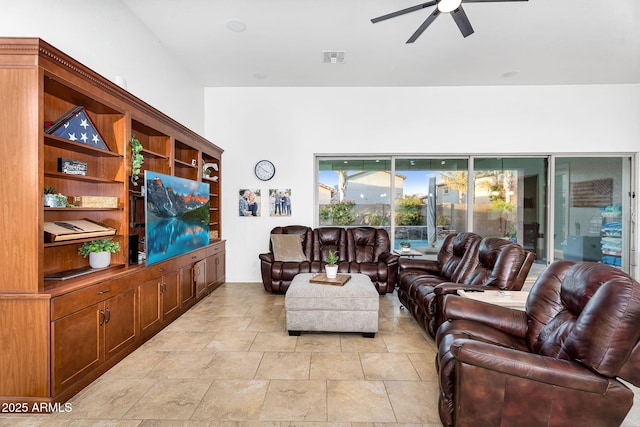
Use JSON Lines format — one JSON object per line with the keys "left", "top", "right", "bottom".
{"left": 371, "top": 0, "right": 528, "bottom": 43}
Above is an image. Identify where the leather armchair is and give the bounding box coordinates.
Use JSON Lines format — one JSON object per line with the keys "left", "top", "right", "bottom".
{"left": 259, "top": 225, "right": 313, "bottom": 293}
{"left": 396, "top": 232, "right": 482, "bottom": 332}
{"left": 430, "top": 237, "right": 535, "bottom": 335}
{"left": 435, "top": 261, "right": 640, "bottom": 427}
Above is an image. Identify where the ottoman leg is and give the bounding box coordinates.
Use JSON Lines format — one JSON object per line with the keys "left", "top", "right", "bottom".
{"left": 288, "top": 330, "right": 301, "bottom": 336}
{"left": 362, "top": 332, "right": 375, "bottom": 338}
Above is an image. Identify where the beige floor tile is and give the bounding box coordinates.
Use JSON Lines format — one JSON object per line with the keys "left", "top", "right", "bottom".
{"left": 206, "top": 316, "right": 254, "bottom": 332}
{"left": 138, "top": 420, "right": 210, "bottom": 427}
{"left": 255, "top": 352, "right": 311, "bottom": 379}
{"left": 407, "top": 352, "right": 438, "bottom": 381}
{"left": 123, "top": 378, "right": 212, "bottom": 420}
{"left": 294, "top": 334, "right": 342, "bottom": 353}
{"left": 340, "top": 334, "right": 389, "bottom": 353}
{"left": 246, "top": 316, "right": 287, "bottom": 332}
{"left": 385, "top": 380, "right": 441, "bottom": 424}
{"left": 146, "top": 351, "right": 216, "bottom": 379}
{"left": 65, "top": 377, "right": 156, "bottom": 419}
{"left": 327, "top": 380, "right": 396, "bottom": 423}
{"left": 141, "top": 331, "right": 217, "bottom": 352}
{"left": 192, "top": 379, "right": 270, "bottom": 421}
{"left": 202, "top": 351, "right": 264, "bottom": 379}
{"left": 360, "top": 353, "right": 420, "bottom": 381}
{"left": 204, "top": 330, "right": 258, "bottom": 352}
{"left": 381, "top": 333, "right": 433, "bottom": 353}
{"left": 250, "top": 332, "right": 298, "bottom": 352}
{"left": 259, "top": 380, "right": 327, "bottom": 422}
{"left": 105, "top": 348, "right": 167, "bottom": 379}
{"left": 310, "top": 352, "right": 364, "bottom": 380}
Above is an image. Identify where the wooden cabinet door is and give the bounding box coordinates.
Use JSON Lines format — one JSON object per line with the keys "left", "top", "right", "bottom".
{"left": 103, "top": 288, "right": 137, "bottom": 360}
{"left": 215, "top": 250, "right": 226, "bottom": 285}
{"left": 194, "top": 259, "right": 207, "bottom": 299}
{"left": 161, "top": 270, "right": 180, "bottom": 319}
{"left": 52, "top": 303, "right": 102, "bottom": 396}
{"left": 139, "top": 279, "right": 161, "bottom": 335}
{"left": 180, "top": 265, "right": 195, "bottom": 307}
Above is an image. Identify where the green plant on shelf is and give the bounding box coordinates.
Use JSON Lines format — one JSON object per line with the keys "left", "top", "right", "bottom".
{"left": 130, "top": 133, "right": 144, "bottom": 187}
{"left": 78, "top": 238, "right": 121, "bottom": 257}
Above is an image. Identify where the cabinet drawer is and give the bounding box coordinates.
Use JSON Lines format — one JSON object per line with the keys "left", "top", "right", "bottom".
{"left": 207, "top": 241, "right": 225, "bottom": 256}
{"left": 51, "top": 273, "right": 139, "bottom": 320}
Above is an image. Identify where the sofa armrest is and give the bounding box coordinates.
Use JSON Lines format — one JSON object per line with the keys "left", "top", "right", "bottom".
{"left": 398, "top": 257, "right": 440, "bottom": 274}
{"left": 259, "top": 252, "right": 274, "bottom": 263}
{"left": 451, "top": 338, "right": 610, "bottom": 393}
{"left": 440, "top": 294, "right": 528, "bottom": 338}
{"left": 379, "top": 251, "right": 399, "bottom": 265}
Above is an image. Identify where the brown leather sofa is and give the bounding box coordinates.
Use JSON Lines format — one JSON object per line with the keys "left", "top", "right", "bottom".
{"left": 397, "top": 232, "right": 535, "bottom": 337}
{"left": 259, "top": 226, "right": 399, "bottom": 295}
{"left": 435, "top": 261, "right": 640, "bottom": 427}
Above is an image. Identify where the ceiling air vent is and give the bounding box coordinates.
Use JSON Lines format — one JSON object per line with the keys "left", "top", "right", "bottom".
{"left": 323, "top": 51, "right": 345, "bottom": 64}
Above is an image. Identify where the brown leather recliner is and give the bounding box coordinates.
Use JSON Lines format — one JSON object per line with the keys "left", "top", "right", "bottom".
{"left": 429, "top": 237, "right": 536, "bottom": 336}
{"left": 436, "top": 261, "right": 640, "bottom": 427}
{"left": 396, "top": 232, "right": 482, "bottom": 323}
{"left": 259, "top": 226, "right": 398, "bottom": 294}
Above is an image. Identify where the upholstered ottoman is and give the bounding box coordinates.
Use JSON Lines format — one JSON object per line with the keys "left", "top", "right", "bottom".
{"left": 285, "top": 273, "right": 379, "bottom": 338}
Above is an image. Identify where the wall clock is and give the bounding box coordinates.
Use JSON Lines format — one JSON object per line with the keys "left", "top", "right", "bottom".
{"left": 255, "top": 160, "right": 276, "bottom": 181}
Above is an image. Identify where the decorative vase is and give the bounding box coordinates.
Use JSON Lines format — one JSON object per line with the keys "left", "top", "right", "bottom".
{"left": 325, "top": 265, "right": 338, "bottom": 279}
{"left": 89, "top": 251, "right": 111, "bottom": 269}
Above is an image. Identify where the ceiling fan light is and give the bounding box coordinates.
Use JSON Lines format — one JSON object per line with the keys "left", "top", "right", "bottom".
{"left": 437, "top": 0, "right": 462, "bottom": 13}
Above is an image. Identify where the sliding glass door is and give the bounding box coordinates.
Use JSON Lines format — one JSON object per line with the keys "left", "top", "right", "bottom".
{"left": 473, "top": 157, "right": 548, "bottom": 263}
{"left": 553, "top": 156, "right": 632, "bottom": 271}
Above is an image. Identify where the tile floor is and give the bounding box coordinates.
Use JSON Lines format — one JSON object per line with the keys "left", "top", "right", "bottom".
{"left": 2, "top": 278, "right": 640, "bottom": 426}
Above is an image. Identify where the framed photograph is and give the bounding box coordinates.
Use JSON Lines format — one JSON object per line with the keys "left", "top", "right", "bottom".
{"left": 239, "top": 188, "right": 261, "bottom": 217}
{"left": 269, "top": 189, "right": 292, "bottom": 217}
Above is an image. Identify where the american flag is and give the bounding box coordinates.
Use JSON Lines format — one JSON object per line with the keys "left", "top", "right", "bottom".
{"left": 46, "top": 106, "right": 109, "bottom": 151}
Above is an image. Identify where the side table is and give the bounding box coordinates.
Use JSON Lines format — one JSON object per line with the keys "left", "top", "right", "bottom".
{"left": 456, "top": 290, "right": 529, "bottom": 311}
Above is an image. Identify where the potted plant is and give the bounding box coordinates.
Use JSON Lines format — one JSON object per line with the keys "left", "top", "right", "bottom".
{"left": 400, "top": 241, "right": 411, "bottom": 253}
{"left": 79, "top": 238, "right": 121, "bottom": 269}
{"left": 44, "top": 186, "right": 57, "bottom": 207}
{"left": 325, "top": 250, "right": 339, "bottom": 279}
{"left": 130, "top": 134, "right": 144, "bottom": 186}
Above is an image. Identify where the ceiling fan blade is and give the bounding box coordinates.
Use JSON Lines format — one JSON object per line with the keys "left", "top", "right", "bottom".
{"left": 451, "top": 6, "right": 474, "bottom": 37}
{"left": 462, "top": 0, "right": 528, "bottom": 3}
{"left": 371, "top": 1, "right": 437, "bottom": 23}
{"left": 406, "top": 9, "right": 441, "bottom": 43}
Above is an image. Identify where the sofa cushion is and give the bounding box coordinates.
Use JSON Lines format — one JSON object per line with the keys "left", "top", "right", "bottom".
{"left": 271, "top": 233, "right": 306, "bottom": 262}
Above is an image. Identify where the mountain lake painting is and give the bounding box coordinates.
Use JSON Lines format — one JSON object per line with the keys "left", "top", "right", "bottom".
{"left": 144, "top": 171, "right": 210, "bottom": 265}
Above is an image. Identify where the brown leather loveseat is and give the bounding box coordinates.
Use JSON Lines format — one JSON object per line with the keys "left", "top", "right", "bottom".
{"left": 436, "top": 261, "right": 640, "bottom": 427}
{"left": 259, "top": 226, "right": 399, "bottom": 295}
{"left": 397, "top": 232, "right": 535, "bottom": 337}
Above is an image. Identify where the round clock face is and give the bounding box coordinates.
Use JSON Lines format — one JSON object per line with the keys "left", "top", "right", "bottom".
{"left": 255, "top": 160, "right": 275, "bottom": 181}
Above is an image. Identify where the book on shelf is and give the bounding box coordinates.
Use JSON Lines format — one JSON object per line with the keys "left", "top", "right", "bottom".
{"left": 44, "top": 219, "right": 116, "bottom": 242}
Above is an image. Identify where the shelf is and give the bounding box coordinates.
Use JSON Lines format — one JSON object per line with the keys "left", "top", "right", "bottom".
{"left": 45, "top": 171, "right": 124, "bottom": 184}
{"left": 174, "top": 159, "right": 197, "bottom": 168}
{"left": 44, "top": 234, "right": 125, "bottom": 248}
{"left": 44, "top": 207, "right": 123, "bottom": 212}
{"left": 141, "top": 147, "right": 169, "bottom": 159}
{"left": 45, "top": 135, "right": 122, "bottom": 158}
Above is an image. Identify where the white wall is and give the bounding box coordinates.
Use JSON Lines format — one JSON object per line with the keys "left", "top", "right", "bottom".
{"left": 204, "top": 85, "right": 640, "bottom": 282}
{"left": 2, "top": 0, "right": 204, "bottom": 134}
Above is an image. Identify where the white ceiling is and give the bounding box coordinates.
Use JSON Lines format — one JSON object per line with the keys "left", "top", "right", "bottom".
{"left": 122, "top": 0, "right": 640, "bottom": 87}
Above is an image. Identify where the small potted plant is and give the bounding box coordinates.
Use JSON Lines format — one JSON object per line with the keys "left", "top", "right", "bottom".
{"left": 44, "top": 186, "right": 57, "bottom": 207}
{"left": 325, "top": 250, "right": 339, "bottom": 279}
{"left": 400, "top": 241, "right": 411, "bottom": 253}
{"left": 79, "top": 238, "right": 121, "bottom": 269}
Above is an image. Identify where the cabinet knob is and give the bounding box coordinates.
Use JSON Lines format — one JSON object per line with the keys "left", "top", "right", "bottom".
{"left": 105, "top": 307, "right": 111, "bottom": 323}
{"left": 97, "top": 288, "right": 111, "bottom": 295}
{"left": 99, "top": 309, "right": 105, "bottom": 326}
